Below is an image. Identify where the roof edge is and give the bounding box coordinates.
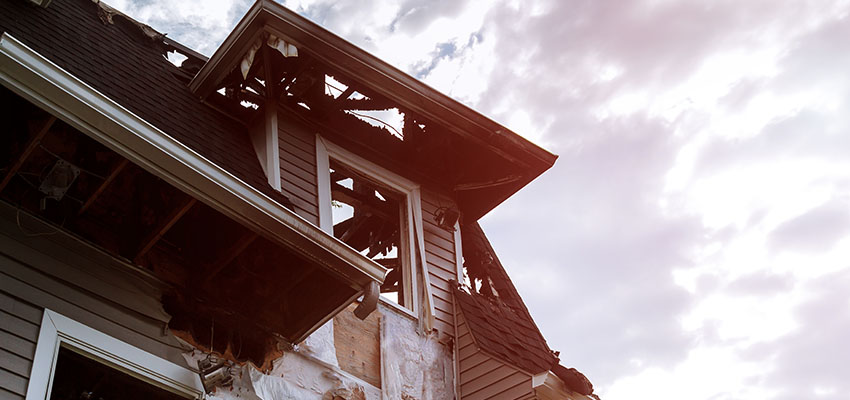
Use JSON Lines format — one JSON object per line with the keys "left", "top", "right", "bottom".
{"left": 190, "top": 0, "right": 557, "bottom": 174}
{"left": 0, "top": 31, "right": 387, "bottom": 290}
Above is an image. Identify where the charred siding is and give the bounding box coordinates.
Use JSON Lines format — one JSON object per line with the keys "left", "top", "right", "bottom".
{"left": 279, "top": 117, "right": 319, "bottom": 224}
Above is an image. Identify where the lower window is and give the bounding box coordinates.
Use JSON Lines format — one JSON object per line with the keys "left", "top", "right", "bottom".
{"left": 50, "top": 346, "right": 186, "bottom": 400}
{"left": 26, "top": 309, "right": 203, "bottom": 400}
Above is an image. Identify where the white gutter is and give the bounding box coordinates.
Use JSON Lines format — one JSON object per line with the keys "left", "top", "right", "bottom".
{"left": 533, "top": 371, "right": 592, "bottom": 400}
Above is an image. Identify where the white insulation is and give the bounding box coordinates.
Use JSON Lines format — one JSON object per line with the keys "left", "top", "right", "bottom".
{"left": 380, "top": 308, "right": 454, "bottom": 400}
{"left": 182, "top": 306, "right": 453, "bottom": 400}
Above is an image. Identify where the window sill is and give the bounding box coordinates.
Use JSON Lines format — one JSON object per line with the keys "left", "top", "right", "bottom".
{"left": 377, "top": 296, "right": 418, "bottom": 321}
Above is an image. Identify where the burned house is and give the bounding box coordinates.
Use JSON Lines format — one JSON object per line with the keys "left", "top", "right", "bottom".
{"left": 0, "top": 0, "right": 595, "bottom": 399}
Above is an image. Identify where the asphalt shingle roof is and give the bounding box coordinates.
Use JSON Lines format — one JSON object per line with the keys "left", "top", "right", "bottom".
{"left": 0, "top": 0, "right": 287, "bottom": 205}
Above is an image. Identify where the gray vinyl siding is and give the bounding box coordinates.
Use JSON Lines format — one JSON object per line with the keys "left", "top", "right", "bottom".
{"left": 0, "top": 204, "right": 188, "bottom": 399}
{"left": 0, "top": 292, "right": 38, "bottom": 400}
{"left": 421, "top": 190, "right": 459, "bottom": 337}
{"left": 278, "top": 116, "right": 319, "bottom": 225}
{"left": 274, "top": 111, "right": 459, "bottom": 338}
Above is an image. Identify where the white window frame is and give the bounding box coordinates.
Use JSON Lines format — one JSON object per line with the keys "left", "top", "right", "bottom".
{"left": 25, "top": 309, "right": 204, "bottom": 400}
{"left": 316, "top": 135, "right": 435, "bottom": 322}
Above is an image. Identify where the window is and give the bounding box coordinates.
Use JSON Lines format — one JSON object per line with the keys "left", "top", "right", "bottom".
{"left": 316, "top": 136, "right": 424, "bottom": 316}
{"left": 25, "top": 310, "right": 203, "bottom": 400}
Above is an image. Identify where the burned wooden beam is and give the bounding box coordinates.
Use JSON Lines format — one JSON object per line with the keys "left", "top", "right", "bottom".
{"left": 134, "top": 197, "right": 196, "bottom": 262}
{"left": 330, "top": 181, "right": 395, "bottom": 220}
{"left": 78, "top": 159, "right": 128, "bottom": 216}
{"left": 0, "top": 115, "right": 56, "bottom": 193}
{"left": 335, "top": 86, "right": 354, "bottom": 102}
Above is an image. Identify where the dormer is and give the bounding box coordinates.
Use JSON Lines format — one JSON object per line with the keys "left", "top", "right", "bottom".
{"left": 188, "top": 0, "right": 557, "bottom": 223}
{"left": 185, "top": 0, "right": 557, "bottom": 335}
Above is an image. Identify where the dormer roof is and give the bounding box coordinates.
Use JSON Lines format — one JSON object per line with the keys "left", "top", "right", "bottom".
{"left": 190, "top": 0, "right": 557, "bottom": 220}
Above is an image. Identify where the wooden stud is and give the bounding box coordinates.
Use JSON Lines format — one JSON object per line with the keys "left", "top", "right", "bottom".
{"left": 0, "top": 115, "right": 56, "bottom": 192}
{"left": 78, "top": 159, "right": 129, "bottom": 216}
{"left": 134, "top": 197, "right": 196, "bottom": 262}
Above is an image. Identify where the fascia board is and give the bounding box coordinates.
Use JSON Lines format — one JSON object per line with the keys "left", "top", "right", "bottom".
{"left": 0, "top": 32, "right": 386, "bottom": 288}
{"left": 188, "top": 0, "right": 265, "bottom": 96}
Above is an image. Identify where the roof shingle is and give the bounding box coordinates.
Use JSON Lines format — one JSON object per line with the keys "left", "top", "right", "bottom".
{"left": 0, "top": 0, "right": 288, "bottom": 205}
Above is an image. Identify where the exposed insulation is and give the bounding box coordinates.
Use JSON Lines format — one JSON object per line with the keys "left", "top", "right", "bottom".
{"left": 380, "top": 306, "right": 454, "bottom": 400}
{"left": 183, "top": 349, "right": 380, "bottom": 400}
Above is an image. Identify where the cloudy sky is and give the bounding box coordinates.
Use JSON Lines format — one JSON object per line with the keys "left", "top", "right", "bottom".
{"left": 108, "top": 0, "right": 850, "bottom": 398}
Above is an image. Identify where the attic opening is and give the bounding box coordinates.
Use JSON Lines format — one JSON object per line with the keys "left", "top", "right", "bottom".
{"left": 0, "top": 86, "right": 368, "bottom": 369}
{"left": 329, "top": 159, "right": 409, "bottom": 310}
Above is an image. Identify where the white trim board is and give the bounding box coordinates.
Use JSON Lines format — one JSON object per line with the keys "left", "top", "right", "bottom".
{"left": 26, "top": 309, "right": 204, "bottom": 400}
{"left": 0, "top": 33, "right": 385, "bottom": 291}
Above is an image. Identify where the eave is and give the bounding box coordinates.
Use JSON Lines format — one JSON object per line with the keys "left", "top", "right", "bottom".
{"left": 0, "top": 32, "right": 386, "bottom": 357}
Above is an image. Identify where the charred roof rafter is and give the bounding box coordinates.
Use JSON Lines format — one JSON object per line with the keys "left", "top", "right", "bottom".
{"left": 0, "top": 87, "right": 370, "bottom": 369}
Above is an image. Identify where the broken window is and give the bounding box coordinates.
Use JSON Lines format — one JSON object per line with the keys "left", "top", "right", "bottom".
{"left": 329, "top": 159, "right": 411, "bottom": 310}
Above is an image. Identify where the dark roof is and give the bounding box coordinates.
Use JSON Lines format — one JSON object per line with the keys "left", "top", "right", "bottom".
{"left": 189, "top": 0, "right": 558, "bottom": 221}
{"left": 456, "top": 222, "right": 596, "bottom": 395}
{"left": 455, "top": 222, "right": 559, "bottom": 374}
{"left": 455, "top": 287, "right": 557, "bottom": 374}
{"left": 553, "top": 364, "right": 595, "bottom": 396}
{"left": 0, "top": 0, "right": 289, "bottom": 206}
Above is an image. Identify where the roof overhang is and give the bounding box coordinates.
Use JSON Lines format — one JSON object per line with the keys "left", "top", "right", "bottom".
{"left": 0, "top": 32, "right": 386, "bottom": 351}
{"left": 190, "top": 0, "right": 558, "bottom": 220}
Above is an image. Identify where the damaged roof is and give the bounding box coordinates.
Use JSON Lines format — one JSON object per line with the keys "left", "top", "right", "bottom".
{"left": 188, "top": 0, "right": 558, "bottom": 221}
{"left": 458, "top": 222, "right": 596, "bottom": 395}
{"left": 0, "top": 0, "right": 290, "bottom": 208}
{"left": 457, "top": 221, "right": 558, "bottom": 374}
{"left": 1, "top": 0, "right": 557, "bottom": 222}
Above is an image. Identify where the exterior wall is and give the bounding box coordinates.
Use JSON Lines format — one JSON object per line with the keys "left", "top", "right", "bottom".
{"left": 456, "top": 312, "right": 534, "bottom": 400}
{"left": 0, "top": 205, "right": 185, "bottom": 399}
{"left": 421, "top": 190, "right": 460, "bottom": 337}
{"left": 278, "top": 109, "right": 461, "bottom": 339}
{"left": 278, "top": 116, "right": 319, "bottom": 225}
{"left": 0, "top": 290, "right": 39, "bottom": 399}
{"left": 334, "top": 304, "right": 382, "bottom": 388}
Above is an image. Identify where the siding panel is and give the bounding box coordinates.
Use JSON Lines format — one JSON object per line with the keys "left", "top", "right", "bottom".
{"left": 457, "top": 306, "right": 534, "bottom": 400}
{"left": 0, "top": 370, "right": 25, "bottom": 397}
{"left": 421, "top": 189, "right": 457, "bottom": 337}
{"left": 0, "top": 386, "right": 23, "bottom": 400}
{"left": 0, "top": 348, "right": 31, "bottom": 379}
{"left": 279, "top": 116, "right": 319, "bottom": 225}
{"left": 0, "top": 208, "right": 192, "bottom": 398}
{"left": 0, "top": 310, "right": 38, "bottom": 343}
{"left": 0, "top": 330, "right": 35, "bottom": 361}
